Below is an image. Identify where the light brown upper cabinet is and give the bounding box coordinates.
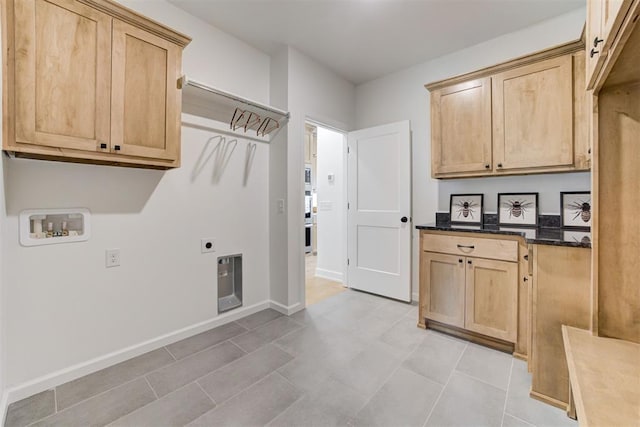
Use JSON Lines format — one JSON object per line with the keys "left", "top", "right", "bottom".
{"left": 2, "top": 0, "right": 191, "bottom": 169}
{"left": 427, "top": 41, "right": 589, "bottom": 179}
{"left": 492, "top": 56, "right": 573, "bottom": 172}
{"left": 430, "top": 78, "right": 492, "bottom": 175}
{"left": 586, "top": 0, "right": 633, "bottom": 89}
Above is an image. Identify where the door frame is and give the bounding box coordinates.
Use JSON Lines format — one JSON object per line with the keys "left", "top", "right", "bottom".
{"left": 301, "top": 117, "right": 349, "bottom": 308}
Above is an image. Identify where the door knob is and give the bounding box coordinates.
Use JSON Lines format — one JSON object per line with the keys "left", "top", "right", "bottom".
{"left": 401, "top": 217, "right": 408, "bottom": 223}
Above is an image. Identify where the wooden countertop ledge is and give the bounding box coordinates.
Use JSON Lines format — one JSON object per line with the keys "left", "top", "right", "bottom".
{"left": 562, "top": 326, "right": 640, "bottom": 426}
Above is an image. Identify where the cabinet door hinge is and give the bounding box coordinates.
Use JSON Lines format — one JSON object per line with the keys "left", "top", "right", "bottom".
{"left": 347, "top": 146, "right": 351, "bottom": 154}
{"left": 347, "top": 258, "right": 350, "bottom": 265}
{"left": 347, "top": 202, "right": 350, "bottom": 210}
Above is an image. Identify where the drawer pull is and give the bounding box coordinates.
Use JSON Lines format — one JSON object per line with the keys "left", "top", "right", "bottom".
{"left": 457, "top": 244, "right": 475, "bottom": 249}
{"left": 458, "top": 258, "right": 463, "bottom": 263}
{"left": 523, "top": 254, "right": 529, "bottom": 261}
{"left": 467, "top": 260, "right": 472, "bottom": 265}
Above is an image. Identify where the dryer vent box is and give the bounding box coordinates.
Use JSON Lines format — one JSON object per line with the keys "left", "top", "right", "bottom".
{"left": 218, "top": 254, "right": 242, "bottom": 313}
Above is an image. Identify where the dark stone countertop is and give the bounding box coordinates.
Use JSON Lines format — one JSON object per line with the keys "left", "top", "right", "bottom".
{"left": 415, "top": 223, "right": 592, "bottom": 248}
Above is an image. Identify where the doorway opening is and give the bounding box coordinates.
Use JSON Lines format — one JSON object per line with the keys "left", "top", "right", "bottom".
{"left": 304, "top": 122, "right": 347, "bottom": 306}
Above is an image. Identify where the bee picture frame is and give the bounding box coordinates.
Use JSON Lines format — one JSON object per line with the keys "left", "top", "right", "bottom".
{"left": 450, "top": 194, "right": 484, "bottom": 225}
{"left": 560, "top": 191, "right": 591, "bottom": 229}
{"left": 498, "top": 192, "right": 538, "bottom": 227}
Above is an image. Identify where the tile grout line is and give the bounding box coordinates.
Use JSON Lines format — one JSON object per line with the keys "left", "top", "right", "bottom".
{"left": 164, "top": 345, "right": 177, "bottom": 361}
{"left": 239, "top": 311, "right": 286, "bottom": 331}
{"left": 264, "top": 372, "right": 307, "bottom": 426}
{"left": 143, "top": 376, "right": 159, "bottom": 400}
{"left": 194, "top": 380, "right": 217, "bottom": 406}
{"left": 500, "top": 357, "right": 515, "bottom": 427}
{"left": 505, "top": 412, "right": 536, "bottom": 427}
{"left": 353, "top": 343, "right": 418, "bottom": 415}
{"left": 34, "top": 336, "right": 243, "bottom": 419}
{"left": 24, "top": 375, "right": 150, "bottom": 427}
{"left": 422, "top": 342, "right": 469, "bottom": 427}
{"left": 452, "top": 367, "right": 511, "bottom": 392}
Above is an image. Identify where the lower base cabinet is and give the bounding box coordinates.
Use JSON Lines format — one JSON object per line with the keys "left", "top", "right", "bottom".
{"left": 419, "top": 231, "right": 519, "bottom": 345}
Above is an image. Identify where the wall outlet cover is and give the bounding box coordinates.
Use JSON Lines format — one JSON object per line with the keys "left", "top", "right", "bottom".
{"left": 106, "top": 249, "right": 120, "bottom": 268}
{"left": 201, "top": 238, "right": 216, "bottom": 253}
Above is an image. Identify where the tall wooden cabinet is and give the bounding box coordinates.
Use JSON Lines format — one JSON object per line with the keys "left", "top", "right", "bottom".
{"left": 427, "top": 42, "right": 589, "bottom": 178}
{"left": 2, "top": 0, "right": 191, "bottom": 169}
{"left": 530, "top": 245, "right": 591, "bottom": 408}
{"left": 586, "top": 0, "right": 633, "bottom": 88}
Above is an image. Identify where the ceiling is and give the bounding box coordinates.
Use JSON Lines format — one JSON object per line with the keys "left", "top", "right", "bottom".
{"left": 168, "top": 0, "right": 585, "bottom": 84}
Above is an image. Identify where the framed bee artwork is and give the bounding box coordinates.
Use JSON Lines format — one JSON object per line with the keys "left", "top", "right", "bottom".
{"left": 450, "top": 194, "right": 483, "bottom": 225}
{"left": 561, "top": 191, "right": 591, "bottom": 229}
{"left": 498, "top": 193, "right": 538, "bottom": 227}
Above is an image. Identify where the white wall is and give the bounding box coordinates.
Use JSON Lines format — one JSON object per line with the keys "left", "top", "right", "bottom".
{"left": 355, "top": 8, "right": 590, "bottom": 299}
{"left": 269, "top": 47, "right": 356, "bottom": 309}
{"left": 316, "top": 127, "right": 345, "bottom": 282}
{"left": 3, "top": 0, "right": 272, "bottom": 392}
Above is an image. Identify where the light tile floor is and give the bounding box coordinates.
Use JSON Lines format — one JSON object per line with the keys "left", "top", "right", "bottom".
{"left": 6, "top": 290, "right": 578, "bottom": 427}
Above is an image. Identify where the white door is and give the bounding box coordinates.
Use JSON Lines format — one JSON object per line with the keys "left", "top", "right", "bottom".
{"left": 347, "top": 121, "right": 411, "bottom": 301}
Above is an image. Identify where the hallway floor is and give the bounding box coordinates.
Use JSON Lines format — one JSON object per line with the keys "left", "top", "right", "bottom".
{"left": 6, "top": 290, "right": 576, "bottom": 427}
{"left": 305, "top": 254, "right": 345, "bottom": 306}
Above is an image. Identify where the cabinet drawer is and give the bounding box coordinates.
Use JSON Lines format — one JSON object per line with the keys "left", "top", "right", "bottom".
{"left": 423, "top": 234, "right": 518, "bottom": 262}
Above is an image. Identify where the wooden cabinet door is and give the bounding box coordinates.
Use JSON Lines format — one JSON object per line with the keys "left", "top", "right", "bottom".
{"left": 111, "top": 19, "right": 181, "bottom": 161}
{"left": 465, "top": 258, "right": 518, "bottom": 342}
{"left": 431, "top": 78, "right": 492, "bottom": 176}
{"left": 492, "top": 56, "right": 574, "bottom": 171}
{"left": 14, "top": 0, "right": 112, "bottom": 152}
{"left": 586, "top": 0, "right": 604, "bottom": 87}
{"left": 422, "top": 252, "right": 466, "bottom": 328}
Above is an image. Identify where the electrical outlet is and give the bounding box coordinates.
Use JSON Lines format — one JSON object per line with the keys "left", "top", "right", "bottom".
{"left": 201, "top": 238, "right": 216, "bottom": 253}
{"left": 105, "top": 249, "right": 120, "bottom": 268}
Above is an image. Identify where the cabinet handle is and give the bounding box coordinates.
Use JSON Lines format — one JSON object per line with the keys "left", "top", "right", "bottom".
{"left": 523, "top": 277, "right": 528, "bottom": 282}
{"left": 467, "top": 260, "right": 472, "bottom": 265}
{"left": 485, "top": 164, "right": 490, "bottom": 169}
{"left": 590, "top": 48, "right": 599, "bottom": 58}
{"left": 114, "top": 145, "right": 121, "bottom": 151}
{"left": 523, "top": 254, "right": 529, "bottom": 261}
{"left": 497, "top": 163, "right": 503, "bottom": 168}
{"left": 458, "top": 258, "right": 463, "bottom": 263}
{"left": 593, "top": 37, "right": 603, "bottom": 47}
{"left": 99, "top": 142, "right": 107, "bottom": 149}
{"left": 457, "top": 244, "right": 475, "bottom": 249}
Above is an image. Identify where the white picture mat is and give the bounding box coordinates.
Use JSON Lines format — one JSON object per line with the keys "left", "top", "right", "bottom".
{"left": 450, "top": 194, "right": 483, "bottom": 223}
{"left": 498, "top": 193, "right": 537, "bottom": 226}
{"left": 562, "top": 193, "right": 592, "bottom": 228}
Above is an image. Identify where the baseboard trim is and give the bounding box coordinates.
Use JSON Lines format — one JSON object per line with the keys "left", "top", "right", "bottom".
{"left": 269, "top": 300, "right": 303, "bottom": 316}
{"left": 314, "top": 268, "right": 343, "bottom": 283}
{"left": 1, "top": 389, "right": 9, "bottom": 427}
{"left": 5, "top": 300, "right": 272, "bottom": 404}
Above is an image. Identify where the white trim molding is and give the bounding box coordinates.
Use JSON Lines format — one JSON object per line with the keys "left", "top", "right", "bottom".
{"left": 314, "top": 268, "right": 343, "bottom": 283}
